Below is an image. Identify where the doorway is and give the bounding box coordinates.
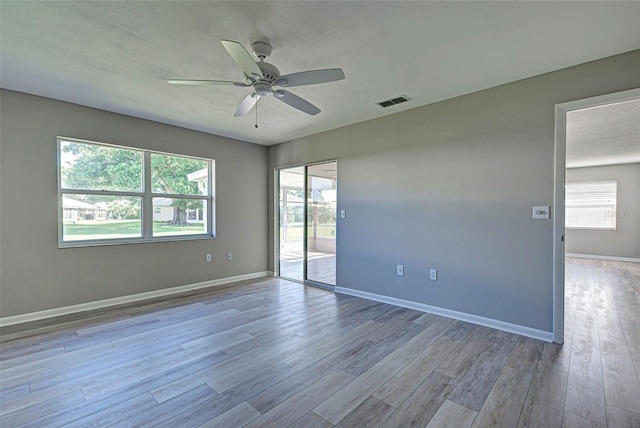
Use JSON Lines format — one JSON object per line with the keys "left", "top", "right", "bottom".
{"left": 277, "top": 161, "right": 337, "bottom": 287}
{"left": 553, "top": 88, "right": 640, "bottom": 344}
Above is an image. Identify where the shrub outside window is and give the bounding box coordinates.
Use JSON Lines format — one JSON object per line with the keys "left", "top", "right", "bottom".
{"left": 58, "top": 137, "right": 215, "bottom": 246}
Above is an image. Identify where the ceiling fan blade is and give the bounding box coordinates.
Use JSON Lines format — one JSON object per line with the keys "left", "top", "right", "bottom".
{"left": 234, "top": 93, "right": 258, "bottom": 117}
{"left": 167, "top": 79, "right": 249, "bottom": 87}
{"left": 221, "top": 40, "right": 262, "bottom": 79}
{"left": 275, "top": 68, "right": 345, "bottom": 87}
{"left": 273, "top": 90, "right": 320, "bottom": 116}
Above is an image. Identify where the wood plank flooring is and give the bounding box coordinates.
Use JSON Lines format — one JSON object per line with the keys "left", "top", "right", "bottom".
{"left": 280, "top": 252, "right": 336, "bottom": 285}
{"left": 0, "top": 257, "right": 638, "bottom": 427}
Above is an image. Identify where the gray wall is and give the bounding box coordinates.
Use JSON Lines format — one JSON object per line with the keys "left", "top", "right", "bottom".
{"left": 0, "top": 90, "right": 268, "bottom": 317}
{"left": 566, "top": 163, "right": 640, "bottom": 259}
{"left": 268, "top": 50, "right": 640, "bottom": 333}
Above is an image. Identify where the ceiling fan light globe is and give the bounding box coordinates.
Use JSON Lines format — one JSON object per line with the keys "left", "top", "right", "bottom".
{"left": 254, "top": 83, "right": 271, "bottom": 97}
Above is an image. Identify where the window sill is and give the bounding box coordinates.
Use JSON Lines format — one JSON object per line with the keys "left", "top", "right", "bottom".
{"left": 565, "top": 227, "right": 616, "bottom": 231}
{"left": 58, "top": 234, "right": 215, "bottom": 248}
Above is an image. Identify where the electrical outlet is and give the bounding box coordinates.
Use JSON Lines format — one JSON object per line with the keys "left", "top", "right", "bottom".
{"left": 206, "top": 254, "right": 212, "bottom": 262}
{"left": 430, "top": 269, "right": 437, "bottom": 281}
{"left": 397, "top": 265, "right": 404, "bottom": 276}
{"left": 227, "top": 253, "right": 233, "bottom": 261}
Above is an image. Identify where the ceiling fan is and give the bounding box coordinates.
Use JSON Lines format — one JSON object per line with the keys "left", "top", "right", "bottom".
{"left": 167, "top": 40, "right": 345, "bottom": 118}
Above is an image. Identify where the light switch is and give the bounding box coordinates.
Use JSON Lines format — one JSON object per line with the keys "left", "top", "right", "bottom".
{"left": 533, "top": 206, "right": 550, "bottom": 219}
{"left": 340, "top": 210, "right": 346, "bottom": 219}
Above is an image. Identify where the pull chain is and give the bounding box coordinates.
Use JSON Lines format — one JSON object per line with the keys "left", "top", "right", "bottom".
{"left": 255, "top": 96, "right": 259, "bottom": 128}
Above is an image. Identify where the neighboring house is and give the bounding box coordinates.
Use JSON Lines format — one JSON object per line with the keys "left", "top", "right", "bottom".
{"left": 187, "top": 168, "right": 208, "bottom": 195}
{"left": 184, "top": 168, "right": 209, "bottom": 224}
{"left": 62, "top": 197, "right": 107, "bottom": 221}
{"left": 153, "top": 197, "right": 204, "bottom": 224}
{"left": 152, "top": 198, "right": 175, "bottom": 222}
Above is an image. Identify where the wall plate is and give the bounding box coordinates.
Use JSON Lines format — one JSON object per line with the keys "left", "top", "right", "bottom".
{"left": 533, "top": 206, "right": 550, "bottom": 219}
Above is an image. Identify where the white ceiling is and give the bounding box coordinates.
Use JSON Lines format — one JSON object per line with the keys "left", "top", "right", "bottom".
{"left": 567, "top": 99, "right": 640, "bottom": 168}
{"left": 1, "top": 1, "right": 639, "bottom": 146}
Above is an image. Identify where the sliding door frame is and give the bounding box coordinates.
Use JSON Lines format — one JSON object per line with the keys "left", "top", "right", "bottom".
{"left": 275, "top": 159, "right": 337, "bottom": 290}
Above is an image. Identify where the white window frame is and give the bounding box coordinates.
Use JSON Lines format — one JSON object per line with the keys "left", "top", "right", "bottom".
{"left": 57, "top": 137, "right": 215, "bottom": 247}
{"left": 565, "top": 181, "right": 616, "bottom": 230}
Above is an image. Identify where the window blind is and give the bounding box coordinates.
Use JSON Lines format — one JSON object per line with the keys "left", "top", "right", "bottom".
{"left": 565, "top": 181, "right": 617, "bottom": 229}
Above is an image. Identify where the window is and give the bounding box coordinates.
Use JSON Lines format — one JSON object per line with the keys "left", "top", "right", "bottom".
{"left": 565, "top": 181, "right": 616, "bottom": 230}
{"left": 58, "top": 137, "right": 215, "bottom": 246}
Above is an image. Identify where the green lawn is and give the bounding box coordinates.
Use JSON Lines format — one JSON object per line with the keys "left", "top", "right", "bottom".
{"left": 63, "top": 220, "right": 204, "bottom": 240}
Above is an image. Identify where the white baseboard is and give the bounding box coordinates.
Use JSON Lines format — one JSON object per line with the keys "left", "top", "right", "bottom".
{"left": 0, "top": 271, "right": 273, "bottom": 327}
{"left": 334, "top": 286, "right": 554, "bottom": 343}
{"left": 566, "top": 253, "right": 640, "bottom": 263}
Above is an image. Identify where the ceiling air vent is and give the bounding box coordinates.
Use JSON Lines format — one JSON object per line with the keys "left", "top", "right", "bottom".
{"left": 376, "top": 96, "right": 410, "bottom": 108}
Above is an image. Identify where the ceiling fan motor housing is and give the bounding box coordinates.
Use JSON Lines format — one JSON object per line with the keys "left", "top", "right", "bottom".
{"left": 256, "top": 62, "right": 280, "bottom": 83}
{"left": 253, "top": 62, "right": 280, "bottom": 96}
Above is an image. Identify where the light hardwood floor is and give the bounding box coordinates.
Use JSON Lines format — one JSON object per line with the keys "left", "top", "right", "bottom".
{"left": 280, "top": 251, "right": 337, "bottom": 285}
{"left": 0, "top": 257, "right": 638, "bottom": 427}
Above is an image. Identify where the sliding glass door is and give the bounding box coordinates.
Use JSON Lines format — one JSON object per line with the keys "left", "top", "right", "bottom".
{"left": 306, "top": 163, "right": 337, "bottom": 285}
{"left": 278, "top": 166, "right": 305, "bottom": 282}
{"left": 278, "top": 161, "right": 337, "bottom": 286}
